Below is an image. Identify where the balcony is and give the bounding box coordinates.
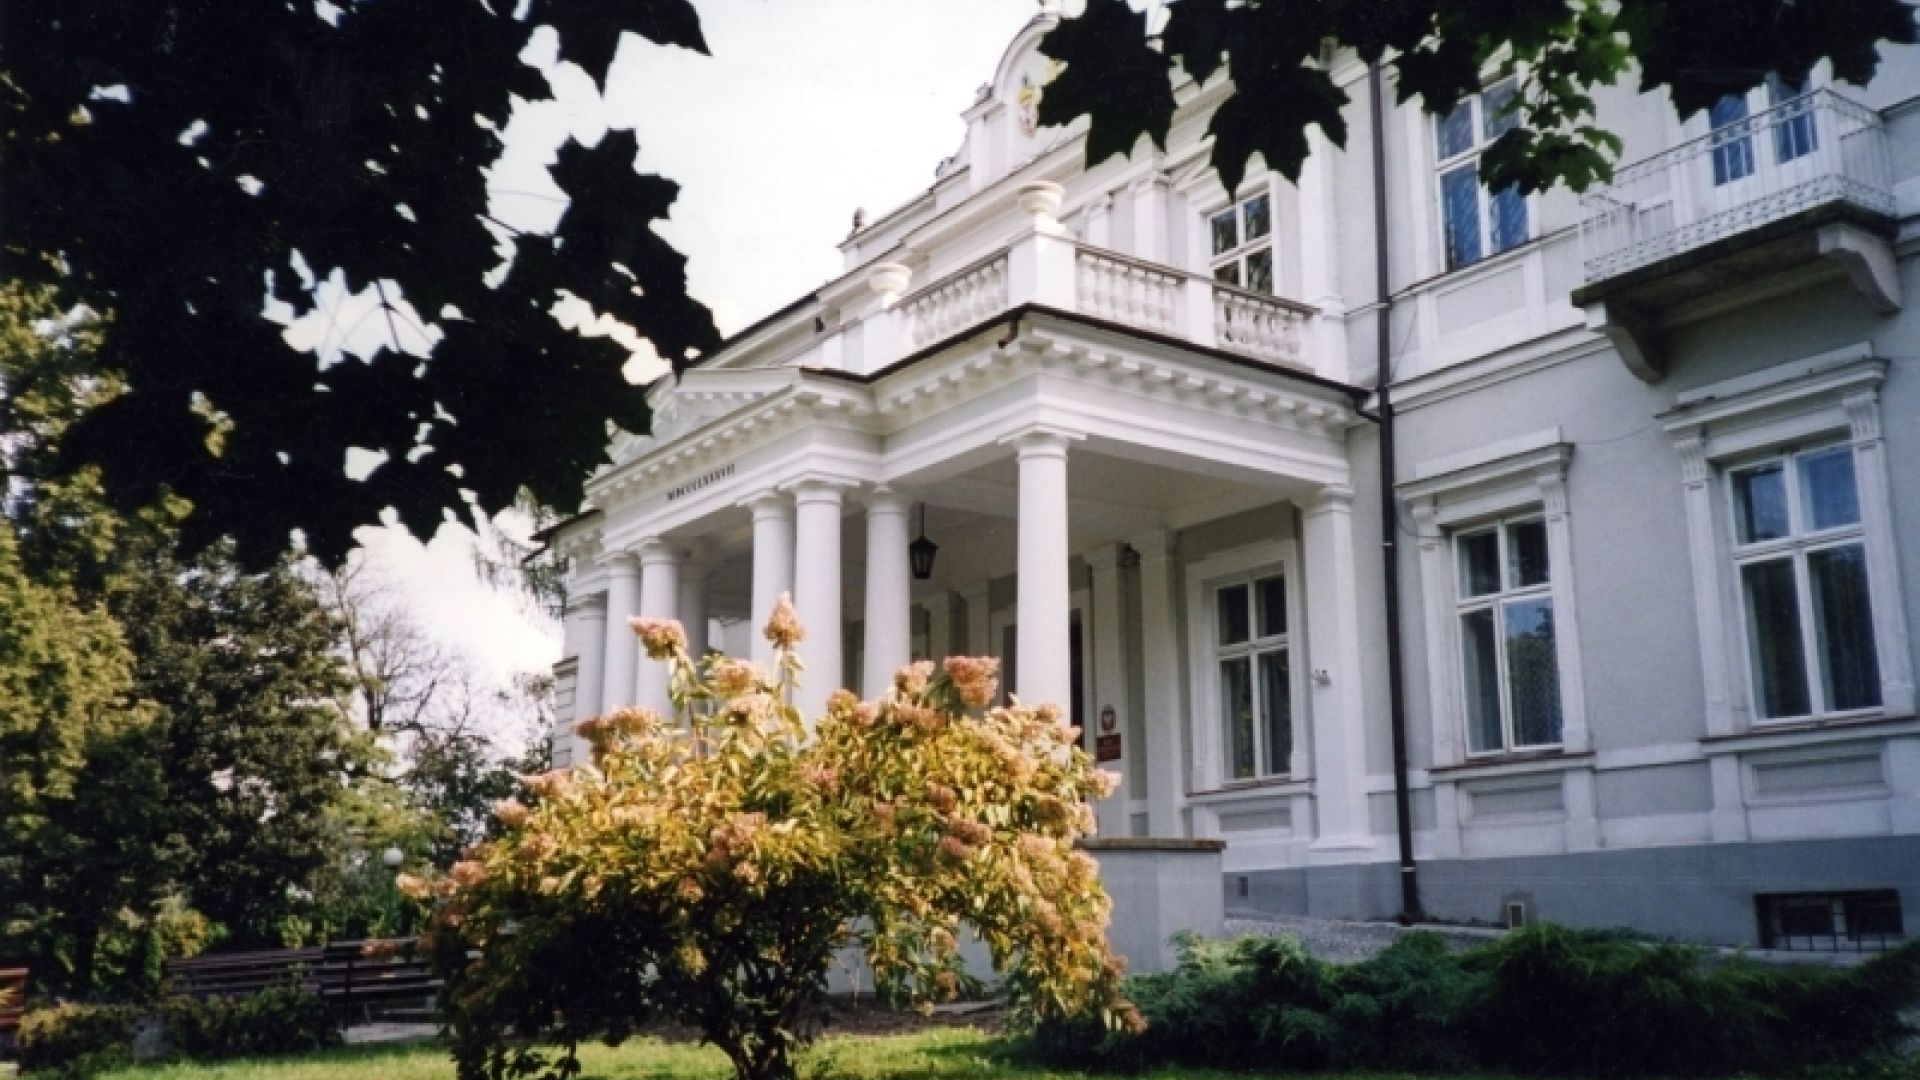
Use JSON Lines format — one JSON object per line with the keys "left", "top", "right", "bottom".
{"left": 853, "top": 183, "right": 1317, "bottom": 377}
{"left": 1573, "top": 89, "right": 1900, "bottom": 381}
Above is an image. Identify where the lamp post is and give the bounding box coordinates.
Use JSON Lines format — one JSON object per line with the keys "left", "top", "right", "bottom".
{"left": 380, "top": 846, "right": 405, "bottom": 936}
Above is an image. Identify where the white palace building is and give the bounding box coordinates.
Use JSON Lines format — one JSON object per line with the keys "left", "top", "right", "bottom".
{"left": 544, "top": 9, "right": 1920, "bottom": 949}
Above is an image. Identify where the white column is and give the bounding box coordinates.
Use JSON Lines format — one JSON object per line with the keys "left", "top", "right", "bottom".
{"left": 678, "top": 568, "right": 711, "bottom": 661}
{"left": 1087, "top": 543, "right": 1131, "bottom": 837}
{"left": 1011, "top": 429, "right": 1078, "bottom": 709}
{"left": 1301, "top": 485, "right": 1373, "bottom": 854}
{"left": 961, "top": 582, "right": 991, "bottom": 657}
{"left": 600, "top": 553, "right": 642, "bottom": 711}
{"left": 924, "top": 591, "right": 955, "bottom": 664}
{"left": 560, "top": 592, "right": 606, "bottom": 765}
{"left": 791, "top": 481, "right": 846, "bottom": 721}
{"left": 863, "top": 485, "right": 914, "bottom": 695}
{"left": 635, "top": 540, "right": 681, "bottom": 716}
{"left": 746, "top": 493, "right": 795, "bottom": 666}
{"left": 1134, "top": 531, "right": 1186, "bottom": 836}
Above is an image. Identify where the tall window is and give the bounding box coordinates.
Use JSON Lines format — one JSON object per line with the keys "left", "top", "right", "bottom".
{"left": 1730, "top": 444, "right": 1880, "bottom": 721}
{"left": 1209, "top": 189, "right": 1273, "bottom": 292}
{"left": 1710, "top": 76, "right": 1817, "bottom": 186}
{"left": 1214, "top": 574, "right": 1291, "bottom": 779}
{"left": 1456, "top": 517, "right": 1562, "bottom": 754}
{"left": 1436, "top": 79, "right": 1528, "bottom": 271}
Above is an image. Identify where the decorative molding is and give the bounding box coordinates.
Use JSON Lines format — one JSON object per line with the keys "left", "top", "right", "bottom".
{"left": 1401, "top": 435, "right": 1589, "bottom": 764}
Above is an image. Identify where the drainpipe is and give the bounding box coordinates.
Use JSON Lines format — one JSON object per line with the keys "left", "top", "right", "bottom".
{"left": 1369, "top": 61, "right": 1423, "bottom": 924}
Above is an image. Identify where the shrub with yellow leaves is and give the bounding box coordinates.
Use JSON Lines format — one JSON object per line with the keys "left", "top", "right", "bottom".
{"left": 427, "top": 593, "right": 1133, "bottom": 1080}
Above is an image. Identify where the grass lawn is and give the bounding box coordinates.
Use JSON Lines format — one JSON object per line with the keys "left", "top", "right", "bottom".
{"left": 81, "top": 1028, "right": 1492, "bottom": 1080}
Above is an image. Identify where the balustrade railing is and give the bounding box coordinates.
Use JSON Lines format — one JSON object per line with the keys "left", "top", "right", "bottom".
{"left": 888, "top": 237, "right": 1314, "bottom": 369}
{"left": 1214, "top": 285, "right": 1308, "bottom": 366}
{"left": 1076, "top": 248, "right": 1183, "bottom": 333}
{"left": 901, "top": 254, "right": 1009, "bottom": 347}
{"left": 1578, "top": 89, "right": 1895, "bottom": 284}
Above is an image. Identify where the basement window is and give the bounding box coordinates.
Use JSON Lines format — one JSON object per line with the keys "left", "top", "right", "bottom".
{"left": 1756, "top": 890, "right": 1904, "bottom": 952}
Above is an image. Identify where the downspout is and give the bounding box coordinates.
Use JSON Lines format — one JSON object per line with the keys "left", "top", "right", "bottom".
{"left": 1369, "top": 62, "right": 1424, "bottom": 924}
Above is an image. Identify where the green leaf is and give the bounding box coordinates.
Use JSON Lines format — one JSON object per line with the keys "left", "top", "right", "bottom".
{"left": 1037, "top": 0, "right": 1177, "bottom": 164}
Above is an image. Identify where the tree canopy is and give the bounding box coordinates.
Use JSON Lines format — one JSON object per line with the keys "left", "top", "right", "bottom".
{"left": 1039, "top": 0, "right": 1918, "bottom": 197}
{"left": 4, "top": 1, "right": 721, "bottom": 568}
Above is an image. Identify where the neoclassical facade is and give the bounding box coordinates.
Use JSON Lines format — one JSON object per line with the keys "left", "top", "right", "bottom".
{"left": 546, "top": 11, "right": 1920, "bottom": 948}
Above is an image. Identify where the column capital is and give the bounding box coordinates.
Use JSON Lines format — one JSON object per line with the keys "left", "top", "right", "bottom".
{"left": 601, "top": 550, "right": 642, "bottom": 575}
{"left": 1305, "top": 483, "right": 1355, "bottom": 516}
{"left": 636, "top": 538, "right": 683, "bottom": 568}
{"left": 785, "top": 476, "right": 854, "bottom": 506}
{"left": 742, "top": 490, "right": 794, "bottom": 519}
{"left": 863, "top": 483, "right": 912, "bottom": 514}
{"left": 999, "top": 423, "right": 1084, "bottom": 457}
{"left": 1082, "top": 541, "right": 1129, "bottom": 570}
{"left": 1126, "top": 529, "right": 1176, "bottom": 561}
{"left": 565, "top": 591, "right": 608, "bottom": 617}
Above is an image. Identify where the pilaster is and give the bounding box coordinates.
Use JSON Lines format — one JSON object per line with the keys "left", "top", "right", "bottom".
{"left": 1086, "top": 543, "right": 1132, "bottom": 837}
{"left": 1301, "top": 485, "right": 1373, "bottom": 854}
{"left": 1132, "top": 530, "right": 1186, "bottom": 837}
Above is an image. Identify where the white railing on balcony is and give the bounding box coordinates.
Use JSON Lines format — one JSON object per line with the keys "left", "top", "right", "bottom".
{"left": 1214, "top": 285, "right": 1308, "bottom": 366}
{"left": 1076, "top": 247, "right": 1183, "bottom": 333}
{"left": 878, "top": 220, "right": 1315, "bottom": 373}
{"left": 901, "top": 254, "right": 1009, "bottom": 347}
{"left": 1578, "top": 88, "right": 1896, "bottom": 284}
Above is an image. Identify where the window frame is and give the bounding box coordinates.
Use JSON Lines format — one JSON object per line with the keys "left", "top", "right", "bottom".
{"left": 1206, "top": 185, "right": 1276, "bottom": 294}
{"left": 1705, "top": 73, "right": 1823, "bottom": 189}
{"left": 1666, "top": 350, "right": 1913, "bottom": 738}
{"left": 1725, "top": 443, "right": 1881, "bottom": 724}
{"left": 1403, "top": 434, "right": 1589, "bottom": 770}
{"left": 1432, "top": 78, "right": 1532, "bottom": 272}
{"left": 1211, "top": 572, "right": 1295, "bottom": 781}
{"left": 1185, "top": 540, "right": 1307, "bottom": 791}
{"left": 1454, "top": 514, "right": 1565, "bottom": 757}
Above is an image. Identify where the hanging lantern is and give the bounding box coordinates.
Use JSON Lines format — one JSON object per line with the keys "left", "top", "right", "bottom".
{"left": 909, "top": 503, "right": 939, "bottom": 580}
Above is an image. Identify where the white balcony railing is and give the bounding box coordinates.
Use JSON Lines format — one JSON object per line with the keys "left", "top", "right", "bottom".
{"left": 1578, "top": 89, "right": 1896, "bottom": 285}
{"left": 902, "top": 253, "right": 1009, "bottom": 347}
{"left": 889, "top": 252, "right": 1309, "bottom": 380}
{"left": 1075, "top": 247, "right": 1183, "bottom": 334}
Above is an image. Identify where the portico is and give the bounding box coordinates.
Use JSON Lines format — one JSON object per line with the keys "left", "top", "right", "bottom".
{"left": 551, "top": 210, "right": 1371, "bottom": 869}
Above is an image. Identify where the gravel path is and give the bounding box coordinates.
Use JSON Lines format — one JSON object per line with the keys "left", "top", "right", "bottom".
{"left": 1224, "top": 913, "right": 1505, "bottom": 963}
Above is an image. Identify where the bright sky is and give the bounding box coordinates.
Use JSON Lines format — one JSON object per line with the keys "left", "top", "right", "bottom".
{"left": 334, "top": 1, "right": 1041, "bottom": 707}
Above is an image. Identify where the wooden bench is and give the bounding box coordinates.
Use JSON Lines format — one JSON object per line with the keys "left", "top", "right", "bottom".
{"left": 164, "top": 946, "right": 326, "bottom": 1000}
{"left": 1, "top": 966, "right": 27, "bottom": 1042}
{"left": 316, "top": 940, "right": 442, "bottom": 1019}
{"left": 163, "top": 940, "right": 440, "bottom": 1020}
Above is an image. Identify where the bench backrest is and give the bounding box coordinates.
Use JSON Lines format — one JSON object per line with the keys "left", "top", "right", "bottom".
{"left": 0, "top": 967, "right": 28, "bottom": 1033}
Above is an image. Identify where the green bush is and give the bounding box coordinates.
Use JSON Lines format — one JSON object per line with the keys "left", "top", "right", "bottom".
{"left": 15, "top": 1003, "right": 139, "bottom": 1076}
{"left": 157, "top": 986, "right": 339, "bottom": 1061}
{"left": 1030, "top": 924, "right": 1920, "bottom": 1078}
{"left": 16, "top": 988, "right": 337, "bottom": 1076}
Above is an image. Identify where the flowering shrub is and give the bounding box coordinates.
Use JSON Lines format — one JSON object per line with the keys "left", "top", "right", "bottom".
{"left": 424, "top": 596, "right": 1134, "bottom": 1080}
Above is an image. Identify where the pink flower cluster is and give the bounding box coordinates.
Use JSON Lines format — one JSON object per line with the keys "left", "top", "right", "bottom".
{"left": 763, "top": 593, "right": 804, "bottom": 648}
{"left": 630, "top": 617, "right": 687, "bottom": 659}
{"left": 942, "top": 656, "right": 1000, "bottom": 708}
{"left": 710, "top": 658, "right": 760, "bottom": 696}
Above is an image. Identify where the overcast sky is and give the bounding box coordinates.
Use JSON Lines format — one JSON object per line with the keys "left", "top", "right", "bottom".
{"left": 341, "top": 1, "right": 1042, "bottom": 714}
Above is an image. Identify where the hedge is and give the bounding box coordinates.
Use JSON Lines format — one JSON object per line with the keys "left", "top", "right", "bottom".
{"left": 1030, "top": 924, "right": 1920, "bottom": 1077}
